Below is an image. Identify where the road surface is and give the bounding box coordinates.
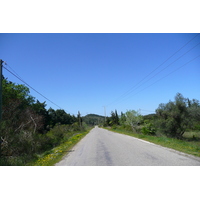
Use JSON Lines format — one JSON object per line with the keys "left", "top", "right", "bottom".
{"left": 56, "top": 126, "right": 200, "bottom": 166}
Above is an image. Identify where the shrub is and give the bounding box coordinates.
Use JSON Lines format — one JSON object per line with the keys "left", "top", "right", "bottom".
{"left": 155, "top": 93, "right": 190, "bottom": 138}
{"left": 141, "top": 121, "right": 156, "bottom": 135}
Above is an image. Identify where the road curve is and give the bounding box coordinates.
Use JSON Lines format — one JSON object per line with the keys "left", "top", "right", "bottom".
{"left": 55, "top": 126, "right": 200, "bottom": 166}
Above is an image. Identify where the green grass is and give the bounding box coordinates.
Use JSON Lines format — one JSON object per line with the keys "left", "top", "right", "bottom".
{"left": 28, "top": 130, "right": 91, "bottom": 166}
{"left": 104, "top": 127, "right": 200, "bottom": 158}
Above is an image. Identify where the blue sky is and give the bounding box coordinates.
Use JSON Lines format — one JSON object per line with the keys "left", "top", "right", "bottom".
{"left": 1, "top": 33, "right": 200, "bottom": 116}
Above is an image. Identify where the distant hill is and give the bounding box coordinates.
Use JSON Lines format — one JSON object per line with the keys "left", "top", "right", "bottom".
{"left": 82, "top": 114, "right": 105, "bottom": 126}
{"left": 143, "top": 113, "right": 157, "bottom": 121}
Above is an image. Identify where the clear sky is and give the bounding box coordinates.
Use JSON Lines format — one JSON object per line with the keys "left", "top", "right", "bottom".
{"left": 1, "top": 33, "right": 200, "bottom": 116}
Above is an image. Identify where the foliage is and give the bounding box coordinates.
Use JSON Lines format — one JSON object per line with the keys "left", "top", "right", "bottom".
{"left": 155, "top": 93, "right": 199, "bottom": 138}
{"left": 47, "top": 108, "right": 76, "bottom": 128}
{"left": 0, "top": 77, "right": 84, "bottom": 165}
{"left": 141, "top": 120, "right": 156, "bottom": 135}
{"left": 119, "top": 112, "right": 126, "bottom": 126}
{"left": 1, "top": 76, "right": 200, "bottom": 165}
{"left": 32, "top": 131, "right": 90, "bottom": 166}
{"left": 124, "top": 110, "right": 143, "bottom": 133}
{"left": 187, "top": 98, "right": 200, "bottom": 130}
{"left": 1, "top": 78, "right": 44, "bottom": 159}
{"left": 38, "top": 123, "right": 86, "bottom": 151}
{"left": 77, "top": 111, "right": 82, "bottom": 128}
{"left": 109, "top": 110, "right": 119, "bottom": 126}
{"left": 82, "top": 114, "right": 104, "bottom": 126}
{"left": 143, "top": 113, "right": 157, "bottom": 122}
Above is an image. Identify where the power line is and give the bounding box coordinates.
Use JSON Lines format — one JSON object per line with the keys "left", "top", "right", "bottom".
{"left": 118, "top": 54, "right": 200, "bottom": 104}
{"left": 118, "top": 41, "right": 200, "bottom": 103}
{"left": 2, "top": 64, "right": 74, "bottom": 115}
{"left": 6, "top": 63, "right": 25, "bottom": 82}
{"left": 106, "top": 33, "right": 200, "bottom": 106}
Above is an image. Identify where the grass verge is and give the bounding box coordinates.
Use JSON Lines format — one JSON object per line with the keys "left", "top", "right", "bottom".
{"left": 28, "top": 130, "right": 90, "bottom": 166}
{"left": 104, "top": 127, "right": 200, "bottom": 158}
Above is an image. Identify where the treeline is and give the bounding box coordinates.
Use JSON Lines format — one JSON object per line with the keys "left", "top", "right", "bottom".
{"left": 0, "top": 77, "right": 85, "bottom": 165}
{"left": 104, "top": 93, "right": 200, "bottom": 139}
{"left": 83, "top": 114, "right": 105, "bottom": 126}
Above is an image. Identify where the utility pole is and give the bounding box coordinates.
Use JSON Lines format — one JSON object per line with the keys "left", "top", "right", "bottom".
{"left": 0, "top": 59, "right": 3, "bottom": 121}
{"left": 103, "top": 106, "right": 106, "bottom": 123}
{"left": 0, "top": 59, "right": 3, "bottom": 158}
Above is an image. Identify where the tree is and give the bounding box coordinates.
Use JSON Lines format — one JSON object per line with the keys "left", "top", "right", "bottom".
{"left": 109, "top": 110, "right": 119, "bottom": 126}
{"left": 47, "top": 108, "right": 57, "bottom": 127}
{"left": 155, "top": 93, "right": 190, "bottom": 138}
{"left": 119, "top": 111, "right": 126, "bottom": 126}
{"left": 1, "top": 78, "right": 44, "bottom": 157}
{"left": 32, "top": 100, "right": 48, "bottom": 132}
{"left": 77, "top": 111, "right": 82, "bottom": 128}
{"left": 125, "top": 110, "right": 143, "bottom": 133}
{"left": 47, "top": 108, "right": 76, "bottom": 127}
{"left": 187, "top": 98, "right": 200, "bottom": 130}
{"left": 115, "top": 110, "right": 119, "bottom": 125}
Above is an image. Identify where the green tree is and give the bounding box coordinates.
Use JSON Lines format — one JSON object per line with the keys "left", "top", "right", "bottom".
{"left": 32, "top": 100, "right": 49, "bottom": 132}
{"left": 125, "top": 110, "right": 143, "bottom": 133}
{"left": 156, "top": 93, "right": 190, "bottom": 138}
{"left": 115, "top": 110, "right": 119, "bottom": 125}
{"left": 47, "top": 108, "right": 56, "bottom": 127}
{"left": 47, "top": 108, "right": 76, "bottom": 127}
{"left": 119, "top": 111, "right": 126, "bottom": 126}
{"left": 109, "top": 110, "right": 119, "bottom": 126}
{"left": 0, "top": 78, "right": 44, "bottom": 159}
{"left": 187, "top": 98, "right": 200, "bottom": 130}
{"left": 141, "top": 120, "right": 156, "bottom": 135}
{"left": 77, "top": 111, "right": 82, "bottom": 128}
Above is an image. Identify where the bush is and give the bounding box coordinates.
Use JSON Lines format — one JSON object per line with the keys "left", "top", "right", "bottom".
{"left": 141, "top": 121, "right": 156, "bottom": 135}
{"left": 44, "top": 124, "right": 74, "bottom": 148}
{"left": 155, "top": 93, "right": 190, "bottom": 138}
{"left": 112, "top": 125, "right": 117, "bottom": 130}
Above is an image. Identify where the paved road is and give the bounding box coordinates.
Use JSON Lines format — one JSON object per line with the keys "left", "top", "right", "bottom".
{"left": 56, "top": 126, "right": 200, "bottom": 166}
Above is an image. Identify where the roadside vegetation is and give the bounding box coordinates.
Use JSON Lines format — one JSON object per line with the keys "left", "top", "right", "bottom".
{"left": 1, "top": 76, "right": 199, "bottom": 165}
{"left": 29, "top": 130, "right": 90, "bottom": 166}
{"left": 0, "top": 77, "right": 90, "bottom": 166}
{"left": 102, "top": 93, "right": 200, "bottom": 157}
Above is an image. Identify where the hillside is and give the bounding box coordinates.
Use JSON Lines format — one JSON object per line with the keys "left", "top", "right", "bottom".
{"left": 82, "top": 114, "right": 105, "bottom": 126}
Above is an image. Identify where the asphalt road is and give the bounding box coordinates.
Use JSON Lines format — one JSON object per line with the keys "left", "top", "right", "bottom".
{"left": 56, "top": 126, "right": 200, "bottom": 166}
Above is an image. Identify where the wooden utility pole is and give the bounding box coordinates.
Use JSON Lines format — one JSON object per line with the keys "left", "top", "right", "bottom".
{"left": 0, "top": 59, "right": 3, "bottom": 121}
{"left": 103, "top": 106, "right": 106, "bottom": 123}
{"left": 0, "top": 59, "right": 3, "bottom": 158}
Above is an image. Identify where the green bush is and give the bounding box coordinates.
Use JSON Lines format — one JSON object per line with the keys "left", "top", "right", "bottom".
{"left": 45, "top": 124, "right": 74, "bottom": 147}
{"left": 141, "top": 121, "right": 156, "bottom": 135}
{"left": 155, "top": 93, "right": 190, "bottom": 138}
{"left": 194, "top": 124, "right": 200, "bottom": 131}
{"left": 112, "top": 125, "right": 117, "bottom": 130}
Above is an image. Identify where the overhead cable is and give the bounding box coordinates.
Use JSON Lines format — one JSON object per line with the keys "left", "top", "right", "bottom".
{"left": 2, "top": 64, "right": 74, "bottom": 115}
{"left": 118, "top": 54, "right": 200, "bottom": 104}
{"left": 106, "top": 33, "right": 200, "bottom": 106}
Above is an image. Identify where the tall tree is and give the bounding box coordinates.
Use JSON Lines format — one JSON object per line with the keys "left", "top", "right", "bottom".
{"left": 125, "top": 110, "right": 143, "bottom": 133}
{"left": 156, "top": 93, "right": 190, "bottom": 138}
{"left": 115, "top": 109, "right": 119, "bottom": 125}
{"left": 1, "top": 78, "right": 43, "bottom": 157}
{"left": 77, "top": 111, "right": 82, "bottom": 128}
{"left": 119, "top": 111, "right": 126, "bottom": 126}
